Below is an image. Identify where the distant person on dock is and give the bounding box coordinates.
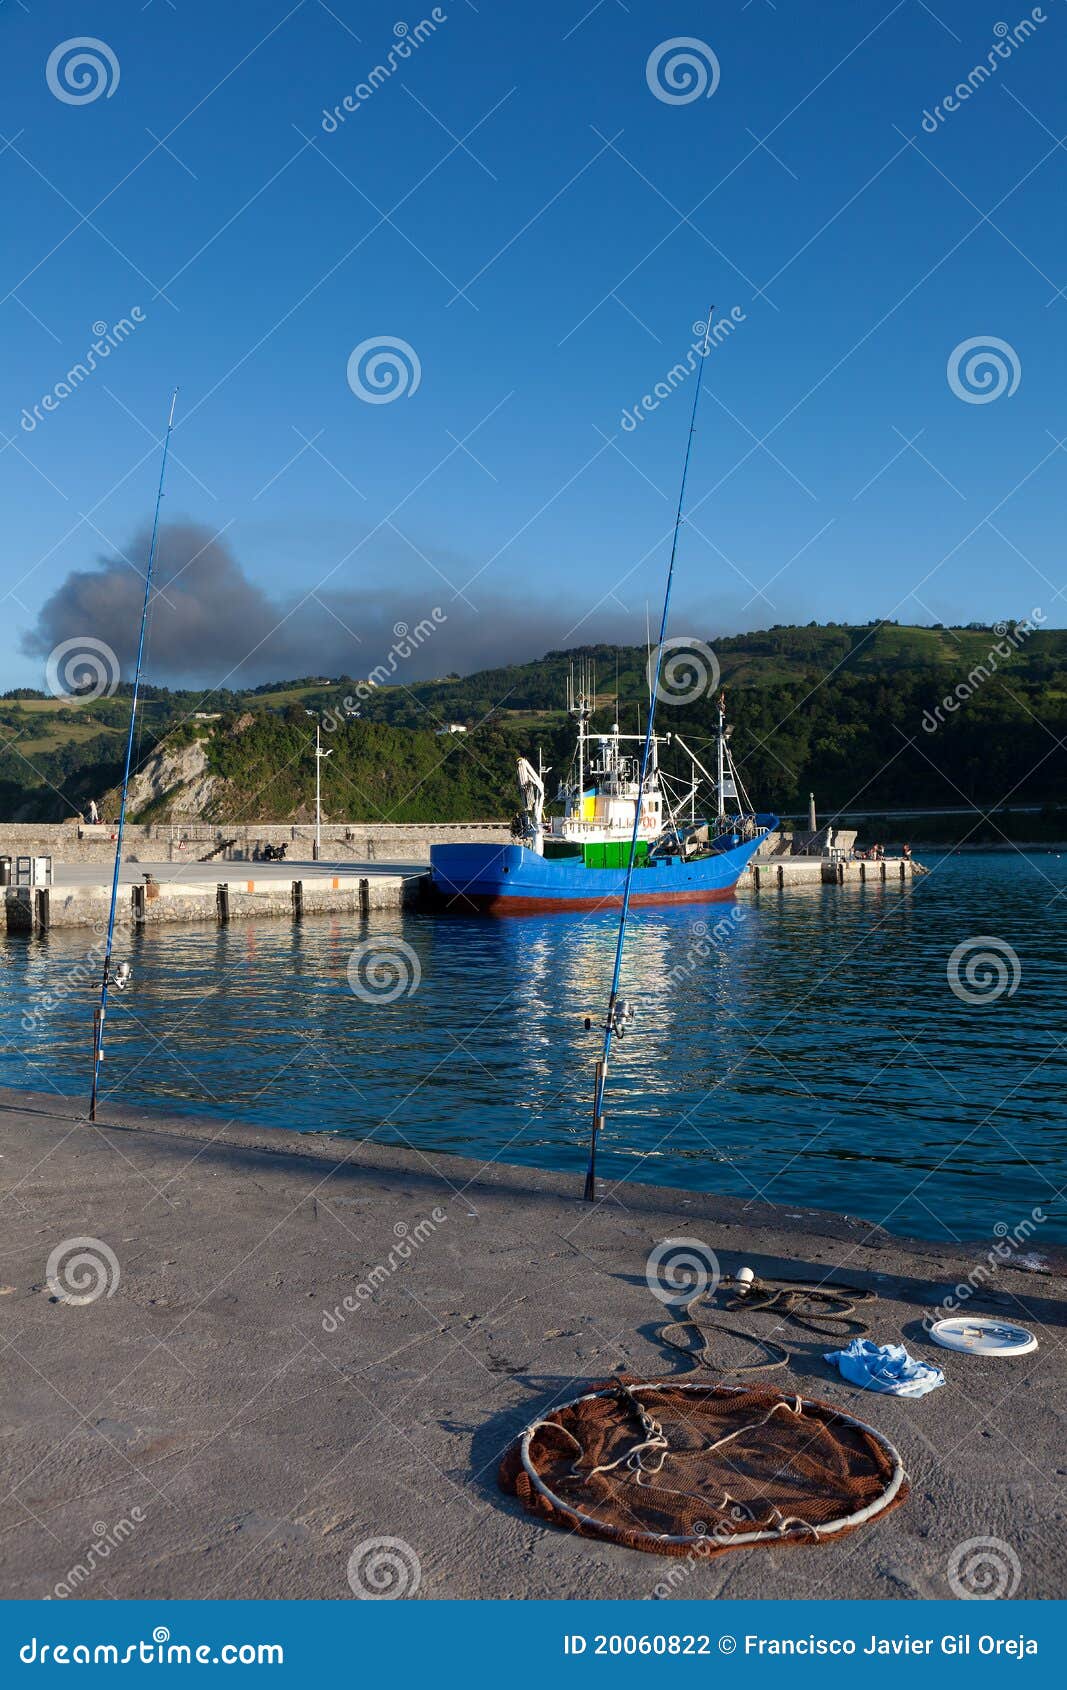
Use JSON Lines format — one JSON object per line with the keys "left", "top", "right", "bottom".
{"left": 88, "top": 799, "right": 99, "bottom": 825}
{"left": 902, "top": 842, "right": 912, "bottom": 862}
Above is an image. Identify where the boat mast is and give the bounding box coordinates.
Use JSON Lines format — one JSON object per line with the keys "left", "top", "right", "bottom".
{"left": 574, "top": 665, "right": 582, "bottom": 808}
{"left": 570, "top": 659, "right": 594, "bottom": 820}
{"left": 716, "top": 691, "right": 727, "bottom": 830}
{"left": 582, "top": 311, "right": 714, "bottom": 1203}
{"left": 89, "top": 390, "right": 178, "bottom": 1122}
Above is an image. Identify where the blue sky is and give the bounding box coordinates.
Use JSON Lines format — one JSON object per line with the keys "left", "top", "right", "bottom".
{"left": 2, "top": 0, "right": 1066, "bottom": 687}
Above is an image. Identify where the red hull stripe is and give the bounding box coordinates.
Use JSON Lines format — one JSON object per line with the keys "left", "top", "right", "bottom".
{"left": 434, "top": 885, "right": 737, "bottom": 916}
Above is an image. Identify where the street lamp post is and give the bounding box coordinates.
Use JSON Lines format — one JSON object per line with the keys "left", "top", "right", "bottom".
{"left": 307, "top": 712, "right": 333, "bottom": 860}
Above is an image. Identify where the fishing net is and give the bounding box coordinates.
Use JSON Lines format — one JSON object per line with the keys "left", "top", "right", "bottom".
{"left": 500, "top": 1376, "right": 907, "bottom": 1558}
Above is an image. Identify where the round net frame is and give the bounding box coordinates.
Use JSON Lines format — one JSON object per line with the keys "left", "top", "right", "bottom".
{"left": 500, "top": 1377, "right": 907, "bottom": 1558}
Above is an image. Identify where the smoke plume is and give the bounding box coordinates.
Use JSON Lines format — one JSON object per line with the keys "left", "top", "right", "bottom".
{"left": 20, "top": 522, "right": 756, "bottom": 691}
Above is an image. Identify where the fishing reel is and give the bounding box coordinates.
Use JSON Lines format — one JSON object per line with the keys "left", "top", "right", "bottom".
{"left": 611, "top": 999, "right": 636, "bottom": 1038}
{"left": 106, "top": 960, "right": 131, "bottom": 991}
{"left": 583, "top": 1000, "right": 636, "bottom": 1039}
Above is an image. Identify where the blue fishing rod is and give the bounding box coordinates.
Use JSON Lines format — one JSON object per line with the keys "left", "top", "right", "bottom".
{"left": 583, "top": 313, "right": 713, "bottom": 1202}
{"left": 89, "top": 389, "right": 178, "bottom": 1122}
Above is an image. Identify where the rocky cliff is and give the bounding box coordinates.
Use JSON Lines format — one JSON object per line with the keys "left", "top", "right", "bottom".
{"left": 112, "top": 736, "right": 222, "bottom": 821}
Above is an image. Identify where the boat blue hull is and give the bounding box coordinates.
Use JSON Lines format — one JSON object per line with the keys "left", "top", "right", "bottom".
{"left": 429, "top": 823, "right": 776, "bottom": 914}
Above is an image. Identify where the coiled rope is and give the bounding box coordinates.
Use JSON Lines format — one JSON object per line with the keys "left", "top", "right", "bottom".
{"left": 658, "top": 1272, "right": 876, "bottom": 1375}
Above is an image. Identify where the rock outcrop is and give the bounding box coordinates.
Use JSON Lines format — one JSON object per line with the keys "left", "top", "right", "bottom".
{"left": 116, "top": 737, "right": 222, "bottom": 821}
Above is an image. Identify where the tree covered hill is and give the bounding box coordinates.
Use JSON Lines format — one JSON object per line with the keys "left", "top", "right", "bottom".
{"left": 2, "top": 619, "right": 1064, "bottom": 824}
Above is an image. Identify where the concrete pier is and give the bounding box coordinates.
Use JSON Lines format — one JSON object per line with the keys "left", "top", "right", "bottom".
{"left": 4, "top": 862, "right": 425, "bottom": 934}
{"left": 739, "top": 855, "right": 920, "bottom": 891}
{"left": 4, "top": 846, "right": 921, "bottom": 932}
{"left": 0, "top": 831, "right": 919, "bottom": 939}
{"left": 0, "top": 1086, "right": 1061, "bottom": 1601}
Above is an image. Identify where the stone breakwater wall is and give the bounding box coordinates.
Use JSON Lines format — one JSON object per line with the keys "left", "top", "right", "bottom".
{"left": 0, "top": 820, "right": 509, "bottom": 867}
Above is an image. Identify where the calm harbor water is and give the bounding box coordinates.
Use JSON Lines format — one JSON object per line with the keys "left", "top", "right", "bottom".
{"left": 3, "top": 852, "right": 1065, "bottom": 1246}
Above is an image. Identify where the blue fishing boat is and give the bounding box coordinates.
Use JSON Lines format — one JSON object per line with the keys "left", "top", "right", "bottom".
{"left": 435, "top": 308, "right": 778, "bottom": 924}
{"left": 430, "top": 680, "right": 777, "bottom": 913}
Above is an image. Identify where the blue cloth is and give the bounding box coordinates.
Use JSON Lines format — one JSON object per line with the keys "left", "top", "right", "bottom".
{"left": 824, "top": 1338, "right": 945, "bottom": 1397}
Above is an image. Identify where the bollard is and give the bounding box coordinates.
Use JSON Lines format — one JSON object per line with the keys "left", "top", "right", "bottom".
{"left": 216, "top": 883, "right": 230, "bottom": 924}
{"left": 35, "top": 887, "right": 50, "bottom": 933}
{"left": 132, "top": 884, "right": 146, "bottom": 925}
{"left": 292, "top": 880, "right": 304, "bottom": 920}
{"left": 359, "top": 877, "right": 370, "bottom": 915}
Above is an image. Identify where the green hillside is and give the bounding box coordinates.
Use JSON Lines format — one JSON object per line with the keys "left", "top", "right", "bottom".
{"left": 3, "top": 620, "right": 1065, "bottom": 825}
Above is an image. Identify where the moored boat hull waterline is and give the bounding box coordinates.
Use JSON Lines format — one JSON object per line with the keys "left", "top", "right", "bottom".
{"left": 429, "top": 821, "right": 777, "bottom": 913}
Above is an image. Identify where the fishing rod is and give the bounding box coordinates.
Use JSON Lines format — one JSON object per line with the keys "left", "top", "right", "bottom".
{"left": 89, "top": 389, "right": 178, "bottom": 1122}
{"left": 582, "top": 312, "right": 714, "bottom": 1202}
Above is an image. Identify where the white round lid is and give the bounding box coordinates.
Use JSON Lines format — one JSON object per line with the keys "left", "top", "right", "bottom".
{"left": 928, "top": 1317, "right": 1037, "bottom": 1356}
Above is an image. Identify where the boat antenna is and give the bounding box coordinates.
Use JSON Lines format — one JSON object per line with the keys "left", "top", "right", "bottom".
{"left": 583, "top": 312, "right": 713, "bottom": 1202}
{"left": 89, "top": 388, "right": 179, "bottom": 1122}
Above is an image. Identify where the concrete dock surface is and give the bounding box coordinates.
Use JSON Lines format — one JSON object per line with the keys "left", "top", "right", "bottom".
{"left": 0, "top": 1085, "right": 1062, "bottom": 1602}
{"left": 48, "top": 858, "right": 426, "bottom": 887}
{"left": 5, "top": 862, "right": 425, "bottom": 933}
